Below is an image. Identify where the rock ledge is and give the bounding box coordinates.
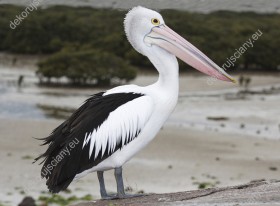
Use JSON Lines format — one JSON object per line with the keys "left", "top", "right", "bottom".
{"left": 71, "top": 179, "right": 280, "bottom": 206}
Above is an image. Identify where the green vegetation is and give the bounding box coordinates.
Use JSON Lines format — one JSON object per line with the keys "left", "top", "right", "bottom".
{"left": 21, "top": 155, "right": 33, "bottom": 160}
{"left": 38, "top": 194, "right": 93, "bottom": 206}
{"left": 0, "top": 5, "right": 279, "bottom": 86}
{"left": 193, "top": 181, "right": 219, "bottom": 189}
{"left": 37, "top": 49, "right": 137, "bottom": 86}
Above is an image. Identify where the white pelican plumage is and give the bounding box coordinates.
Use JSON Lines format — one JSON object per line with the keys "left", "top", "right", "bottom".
{"left": 35, "top": 6, "right": 235, "bottom": 199}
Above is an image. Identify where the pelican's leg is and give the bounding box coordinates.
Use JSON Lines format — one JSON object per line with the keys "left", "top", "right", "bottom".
{"left": 114, "top": 167, "right": 126, "bottom": 198}
{"left": 114, "top": 167, "right": 143, "bottom": 199}
{"left": 97, "top": 171, "right": 116, "bottom": 199}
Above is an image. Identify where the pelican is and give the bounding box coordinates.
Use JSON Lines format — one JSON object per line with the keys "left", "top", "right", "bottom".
{"left": 35, "top": 6, "right": 235, "bottom": 199}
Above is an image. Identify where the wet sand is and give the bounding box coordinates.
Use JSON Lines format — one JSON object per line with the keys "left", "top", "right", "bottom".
{"left": 0, "top": 118, "right": 279, "bottom": 204}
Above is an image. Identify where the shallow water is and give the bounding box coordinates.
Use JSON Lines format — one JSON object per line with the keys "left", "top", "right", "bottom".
{"left": 1, "top": 65, "right": 280, "bottom": 140}
{"left": 1, "top": 0, "right": 280, "bottom": 13}
{"left": 0, "top": 66, "right": 99, "bottom": 119}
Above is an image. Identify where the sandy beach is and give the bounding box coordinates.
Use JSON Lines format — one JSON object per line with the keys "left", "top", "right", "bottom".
{"left": 0, "top": 117, "right": 280, "bottom": 205}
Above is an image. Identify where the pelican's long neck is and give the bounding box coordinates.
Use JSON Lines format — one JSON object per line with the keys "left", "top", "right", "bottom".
{"left": 147, "top": 48, "right": 179, "bottom": 92}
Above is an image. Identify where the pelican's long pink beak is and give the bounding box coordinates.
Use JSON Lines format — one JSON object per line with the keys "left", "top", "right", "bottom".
{"left": 144, "top": 25, "right": 236, "bottom": 83}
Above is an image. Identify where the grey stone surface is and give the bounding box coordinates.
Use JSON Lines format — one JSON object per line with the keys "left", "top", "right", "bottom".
{"left": 71, "top": 180, "right": 280, "bottom": 206}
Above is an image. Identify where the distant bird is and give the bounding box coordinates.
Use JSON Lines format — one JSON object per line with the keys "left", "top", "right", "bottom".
{"left": 35, "top": 6, "right": 235, "bottom": 199}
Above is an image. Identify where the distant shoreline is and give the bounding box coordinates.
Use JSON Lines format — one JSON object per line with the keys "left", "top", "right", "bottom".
{"left": 1, "top": 52, "right": 279, "bottom": 75}
{"left": 1, "top": 0, "right": 280, "bottom": 13}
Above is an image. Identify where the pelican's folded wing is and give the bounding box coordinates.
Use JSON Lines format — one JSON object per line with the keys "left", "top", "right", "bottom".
{"left": 35, "top": 92, "right": 154, "bottom": 193}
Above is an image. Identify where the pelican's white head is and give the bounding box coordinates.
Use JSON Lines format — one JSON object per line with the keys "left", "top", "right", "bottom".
{"left": 124, "top": 6, "right": 165, "bottom": 55}
{"left": 124, "top": 6, "right": 236, "bottom": 83}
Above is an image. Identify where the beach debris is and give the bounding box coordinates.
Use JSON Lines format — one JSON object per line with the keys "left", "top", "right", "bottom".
{"left": 138, "top": 190, "right": 145, "bottom": 194}
{"left": 21, "top": 155, "right": 33, "bottom": 160}
{"left": 193, "top": 181, "right": 216, "bottom": 189}
{"left": 269, "top": 166, "right": 278, "bottom": 171}
{"left": 19, "top": 190, "right": 26, "bottom": 195}
{"left": 18, "top": 196, "right": 36, "bottom": 206}
{"left": 125, "top": 186, "right": 133, "bottom": 192}
{"left": 207, "top": 116, "right": 229, "bottom": 121}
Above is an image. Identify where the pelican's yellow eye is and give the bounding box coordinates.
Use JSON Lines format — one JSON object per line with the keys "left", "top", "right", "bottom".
{"left": 151, "top": 18, "right": 160, "bottom": 25}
